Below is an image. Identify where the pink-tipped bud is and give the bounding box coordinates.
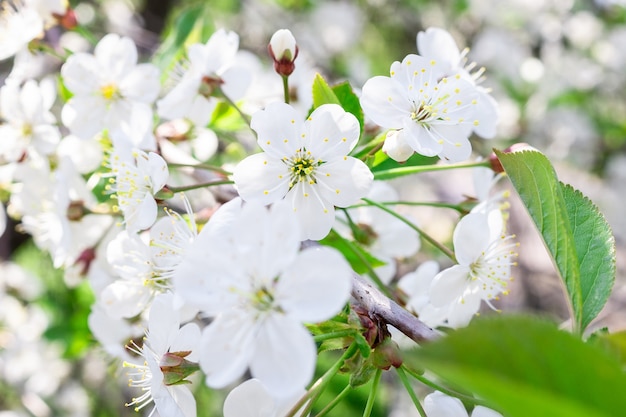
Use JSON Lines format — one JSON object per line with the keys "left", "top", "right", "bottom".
{"left": 268, "top": 29, "right": 298, "bottom": 77}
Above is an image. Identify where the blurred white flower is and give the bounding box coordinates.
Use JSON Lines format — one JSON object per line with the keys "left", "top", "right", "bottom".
{"left": 0, "top": 79, "right": 60, "bottom": 162}
{"left": 361, "top": 54, "right": 481, "bottom": 162}
{"left": 157, "top": 29, "right": 251, "bottom": 127}
{"left": 223, "top": 378, "right": 305, "bottom": 417}
{"left": 174, "top": 199, "right": 352, "bottom": 396}
{"left": 234, "top": 102, "right": 373, "bottom": 240}
{"left": 397, "top": 260, "right": 447, "bottom": 328}
{"left": 124, "top": 292, "right": 200, "bottom": 417}
{"left": 0, "top": 2, "right": 43, "bottom": 61}
{"left": 108, "top": 150, "right": 169, "bottom": 233}
{"left": 61, "top": 33, "right": 160, "bottom": 139}
{"left": 335, "top": 181, "right": 420, "bottom": 284}
{"left": 424, "top": 391, "right": 503, "bottom": 417}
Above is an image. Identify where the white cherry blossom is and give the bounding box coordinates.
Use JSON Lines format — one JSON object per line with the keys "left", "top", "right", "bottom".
{"left": 417, "top": 27, "right": 499, "bottom": 139}
{"left": 173, "top": 199, "right": 353, "bottom": 396}
{"left": 157, "top": 29, "right": 251, "bottom": 127}
{"left": 124, "top": 292, "right": 200, "bottom": 417}
{"left": 0, "top": 79, "right": 60, "bottom": 161}
{"left": 61, "top": 33, "right": 160, "bottom": 139}
{"left": 233, "top": 102, "right": 373, "bottom": 240}
{"left": 107, "top": 150, "right": 169, "bottom": 233}
{"left": 429, "top": 210, "right": 518, "bottom": 328}
{"left": 360, "top": 54, "right": 481, "bottom": 162}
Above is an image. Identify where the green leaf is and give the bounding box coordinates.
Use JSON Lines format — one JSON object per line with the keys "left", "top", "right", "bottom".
{"left": 331, "top": 81, "right": 364, "bottom": 134}
{"left": 414, "top": 315, "right": 626, "bottom": 417}
{"left": 311, "top": 73, "right": 341, "bottom": 108}
{"left": 495, "top": 150, "right": 582, "bottom": 327}
{"left": 589, "top": 329, "right": 626, "bottom": 367}
{"left": 560, "top": 183, "right": 615, "bottom": 330}
{"left": 319, "top": 229, "right": 386, "bottom": 275}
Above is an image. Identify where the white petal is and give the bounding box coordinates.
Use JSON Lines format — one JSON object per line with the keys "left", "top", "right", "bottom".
{"left": 153, "top": 384, "right": 196, "bottom": 417}
{"left": 250, "top": 101, "right": 303, "bottom": 159}
{"left": 286, "top": 182, "right": 335, "bottom": 241}
{"left": 95, "top": 34, "right": 138, "bottom": 78}
{"left": 304, "top": 104, "right": 360, "bottom": 159}
{"left": 223, "top": 379, "right": 275, "bottom": 417}
{"left": 472, "top": 406, "right": 504, "bottom": 417}
{"left": 447, "top": 291, "right": 482, "bottom": 328}
{"left": 424, "top": 391, "right": 469, "bottom": 417}
{"left": 472, "top": 90, "right": 499, "bottom": 139}
{"left": 402, "top": 120, "right": 442, "bottom": 157}
{"left": 148, "top": 293, "right": 180, "bottom": 354}
{"left": 417, "top": 28, "right": 462, "bottom": 75}
{"left": 249, "top": 314, "right": 316, "bottom": 397}
{"left": 221, "top": 65, "right": 251, "bottom": 101}
{"left": 120, "top": 63, "right": 161, "bottom": 103}
{"left": 125, "top": 194, "right": 158, "bottom": 233}
{"left": 147, "top": 152, "right": 169, "bottom": 192}
{"left": 172, "top": 323, "right": 202, "bottom": 361}
{"left": 360, "top": 76, "right": 410, "bottom": 128}
{"left": 201, "top": 29, "right": 239, "bottom": 74}
{"left": 316, "top": 156, "right": 373, "bottom": 208}
{"left": 398, "top": 260, "right": 440, "bottom": 296}
{"left": 99, "top": 280, "right": 152, "bottom": 319}
{"left": 234, "top": 153, "right": 290, "bottom": 205}
{"left": 453, "top": 212, "right": 491, "bottom": 266}
{"left": 60, "top": 53, "right": 100, "bottom": 95}
{"left": 382, "top": 130, "right": 415, "bottom": 162}
{"left": 429, "top": 265, "right": 469, "bottom": 307}
{"left": 431, "top": 124, "right": 472, "bottom": 163}
{"left": 277, "top": 246, "right": 352, "bottom": 323}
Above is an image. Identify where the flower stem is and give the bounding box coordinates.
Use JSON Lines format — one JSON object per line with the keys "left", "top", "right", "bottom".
{"left": 167, "top": 180, "right": 234, "bottom": 193}
{"left": 221, "top": 93, "right": 252, "bottom": 129}
{"left": 362, "top": 369, "right": 382, "bottom": 417}
{"left": 402, "top": 365, "right": 490, "bottom": 408}
{"left": 314, "top": 384, "right": 352, "bottom": 417}
{"left": 313, "top": 329, "right": 356, "bottom": 343}
{"left": 72, "top": 24, "right": 98, "bottom": 46}
{"left": 284, "top": 343, "right": 359, "bottom": 417}
{"left": 347, "top": 200, "right": 467, "bottom": 214}
{"left": 282, "top": 75, "right": 290, "bottom": 104}
{"left": 396, "top": 366, "right": 426, "bottom": 417}
{"left": 166, "top": 162, "right": 232, "bottom": 176}
{"left": 373, "top": 160, "right": 491, "bottom": 180}
{"left": 361, "top": 198, "right": 457, "bottom": 263}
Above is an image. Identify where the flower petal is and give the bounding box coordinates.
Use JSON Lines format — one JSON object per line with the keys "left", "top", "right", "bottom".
{"left": 286, "top": 181, "right": 335, "bottom": 240}
{"left": 249, "top": 314, "right": 316, "bottom": 397}
{"left": 424, "top": 391, "right": 469, "bottom": 417}
{"left": 223, "top": 379, "right": 275, "bottom": 417}
{"left": 360, "top": 76, "right": 410, "bottom": 128}
{"left": 315, "top": 156, "right": 373, "bottom": 208}
{"left": 250, "top": 101, "right": 303, "bottom": 158}
{"left": 429, "top": 265, "right": 469, "bottom": 307}
{"left": 304, "top": 104, "right": 360, "bottom": 158}
{"left": 234, "top": 153, "right": 290, "bottom": 205}
{"left": 453, "top": 212, "right": 491, "bottom": 266}
{"left": 201, "top": 313, "right": 256, "bottom": 389}
{"left": 277, "top": 246, "right": 352, "bottom": 323}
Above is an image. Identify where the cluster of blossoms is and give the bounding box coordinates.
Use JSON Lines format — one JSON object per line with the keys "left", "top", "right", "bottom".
{"left": 0, "top": 14, "right": 512, "bottom": 417}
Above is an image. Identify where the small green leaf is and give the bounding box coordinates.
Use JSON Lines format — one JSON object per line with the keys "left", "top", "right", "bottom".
{"left": 331, "top": 81, "right": 364, "bottom": 134}
{"left": 560, "top": 183, "right": 615, "bottom": 330}
{"left": 311, "top": 73, "right": 341, "bottom": 108}
{"left": 319, "top": 229, "right": 386, "bottom": 275}
{"left": 495, "top": 149, "right": 582, "bottom": 328}
{"left": 415, "top": 315, "right": 626, "bottom": 417}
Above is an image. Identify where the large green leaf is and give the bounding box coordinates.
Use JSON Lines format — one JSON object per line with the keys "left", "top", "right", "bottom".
{"left": 495, "top": 149, "right": 613, "bottom": 331}
{"left": 331, "top": 81, "right": 364, "bottom": 134}
{"left": 414, "top": 315, "right": 626, "bottom": 417}
{"left": 560, "top": 183, "right": 615, "bottom": 330}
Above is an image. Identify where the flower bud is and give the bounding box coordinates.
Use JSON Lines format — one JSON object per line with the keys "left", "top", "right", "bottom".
{"left": 382, "top": 130, "right": 414, "bottom": 163}
{"left": 268, "top": 29, "right": 298, "bottom": 77}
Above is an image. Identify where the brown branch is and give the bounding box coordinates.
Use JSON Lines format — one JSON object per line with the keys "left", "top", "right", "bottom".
{"left": 350, "top": 273, "right": 440, "bottom": 344}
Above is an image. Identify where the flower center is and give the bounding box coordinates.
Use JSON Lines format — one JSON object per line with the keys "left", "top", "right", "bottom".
{"left": 21, "top": 123, "right": 33, "bottom": 137}
{"left": 410, "top": 93, "right": 450, "bottom": 126}
{"left": 100, "top": 83, "right": 120, "bottom": 101}
{"left": 286, "top": 148, "right": 323, "bottom": 190}
{"left": 253, "top": 286, "right": 276, "bottom": 312}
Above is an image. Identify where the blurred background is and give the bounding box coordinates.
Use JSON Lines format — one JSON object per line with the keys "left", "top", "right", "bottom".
{"left": 1, "top": 0, "right": 625, "bottom": 416}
